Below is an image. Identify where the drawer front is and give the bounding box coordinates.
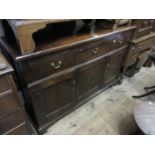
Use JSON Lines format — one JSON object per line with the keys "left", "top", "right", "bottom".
{"left": 77, "top": 29, "right": 132, "bottom": 64}
{"left": 0, "top": 109, "right": 25, "bottom": 134}
{"left": 22, "top": 49, "right": 76, "bottom": 84}
{"left": 126, "top": 35, "right": 155, "bottom": 68}
{"left": 7, "top": 123, "right": 29, "bottom": 135}
{"left": 0, "top": 92, "right": 19, "bottom": 119}
{"left": 0, "top": 75, "right": 11, "bottom": 94}
{"left": 130, "top": 37, "right": 155, "bottom": 57}
{"left": 136, "top": 20, "right": 154, "bottom": 37}
{"left": 136, "top": 36, "right": 155, "bottom": 52}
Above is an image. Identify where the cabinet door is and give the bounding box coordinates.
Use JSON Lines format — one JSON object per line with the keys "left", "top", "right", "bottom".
{"left": 103, "top": 48, "right": 127, "bottom": 87}
{"left": 28, "top": 72, "right": 75, "bottom": 125}
{"left": 75, "top": 58, "right": 107, "bottom": 101}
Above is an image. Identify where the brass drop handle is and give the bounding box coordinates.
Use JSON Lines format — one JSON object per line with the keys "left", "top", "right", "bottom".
{"left": 112, "top": 39, "right": 117, "bottom": 44}
{"left": 119, "top": 39, "right": 123, "bottom": 44}
{"left": 51, "top": 60, "right": 62, "bottom": 69}
{"left": 92, "top": 49, "right": 98, "bottom": 54}
{"left": 113, "top": 38, "right": 123, "bottom": 45}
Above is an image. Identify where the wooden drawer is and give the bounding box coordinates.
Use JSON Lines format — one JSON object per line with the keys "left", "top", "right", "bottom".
{"left": 77, "top": 29, "right": 132, "bottom": 64}
{"left": 126, "top": 34, "right": 155, "bottom": 68}
{"left": 136, "top": 20, "right": 154, "bottom": 37}
{"left": 136, "top": 36, "right": 155, "bottom": 53}
{"left": 6, "top": 123, "right": 29, "bottom": 135}
{"left": 0, "top": 75, "right": 11, "bottom": 93}
{"left": 0, "top": 92, "right": 19, "bottom": 119}
{"left": 22, "top": 49, "right": 76, "bottom": 84}
{"left": 0, "top": 109, "right": 25, "bottom": 134}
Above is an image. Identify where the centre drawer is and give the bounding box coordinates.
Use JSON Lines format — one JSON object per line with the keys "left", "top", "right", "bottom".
{"left": 135, "top": 35, "right": 155, "bottom": 53}
{"left": 77, "top": 29, "right": 133, "bottom": 64}
{"left": 136, "top": 20, "right": 154, "bottom": 37}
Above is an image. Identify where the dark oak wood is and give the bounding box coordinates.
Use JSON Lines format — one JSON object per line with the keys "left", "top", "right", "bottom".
{"left": 0, "top": 51, "right": 35, "bottom": 135}
{"left": 126, "top": 33, "right": 155, "bottom": 68}
{"left": 1, "top": 19, "right": 136, "bottom": 56}
{"left": 2, "top": 19, "right": 74, "bottom": 54}
{"left": 28, "top": 72, "right": 75, "bottom": 126}
{"left": 0, "top": 20, "right": 136, "bottom": 133}
{"left": 16, "top": 28, "right": 133, "bottom": 84}
{"left": 103, "top": 48, "right": 127, "bottom": 86}
{"left": 125, "top": 20, "right": 155, "bottom": 77}
{"left": 132, "top": 19, "right": 155, "bottom": 38}
{"left": 75, "top": 57, "right": 107, "bottom": 102}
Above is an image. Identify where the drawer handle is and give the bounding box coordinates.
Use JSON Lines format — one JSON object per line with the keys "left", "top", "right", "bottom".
{"left": 112, "top": 39, "right": 117, "bottom": 44}
{"left": 50, "top": 61, "right": 62, "bottom": 69}
{"left": 112, "top": 39, "right": 123, "bottom": 45}
{"left": 92, "top": 49, "right": 98, "bottom": 54}
{"left": 119, "top": 39, "right": 123, "bottom": 44}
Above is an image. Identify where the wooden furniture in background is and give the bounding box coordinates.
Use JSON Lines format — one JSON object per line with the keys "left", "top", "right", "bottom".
{"left": 125, "top": 19, "right": 155, "bottom": 77}
{"left": 0, "top": 51, "right": 35, "bottom": 135}
{"left": 0, "top": 19, "right": 136, "bottom": 133}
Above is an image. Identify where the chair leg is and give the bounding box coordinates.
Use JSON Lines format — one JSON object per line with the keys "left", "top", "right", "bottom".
{"left": 133, "top": 89, "right": 155, "bottom": 98}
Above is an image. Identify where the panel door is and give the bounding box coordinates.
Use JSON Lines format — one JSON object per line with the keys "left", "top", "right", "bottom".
{"left": 28, "top": 72, "right": 75, "bottom": 125}
{"left": 103, "top": 48, "right": 127, "bottom": 87}
{"left": 75, "top": 58, "right": 107, "bottom": 101}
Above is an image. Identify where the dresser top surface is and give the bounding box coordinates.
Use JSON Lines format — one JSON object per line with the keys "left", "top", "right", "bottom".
{"left": 0, "top": 51, "right": 13, "bottom": 76}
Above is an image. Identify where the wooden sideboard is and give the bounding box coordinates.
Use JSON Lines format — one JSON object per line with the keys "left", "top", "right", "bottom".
{"left": 0, "top": 51, "right": 35, "bottom": 134}
{"left": 0, "top": 19, "right": 136, "bottom": 133}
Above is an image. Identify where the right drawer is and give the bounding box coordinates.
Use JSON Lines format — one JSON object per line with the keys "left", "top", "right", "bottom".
{"left": 130, "top": 36, "right": 155, "bottom": 55}
{"left": 77, "top": 28, "right": 133, "bottom": 64}
{"left": 126, "top": 35, "right": 155, "bottom": 67}
{"left": 136, "top": 20, "right": 154, "bottom": 37}
{"left": 136, "top": 36, "right": 155, "bottom": 53}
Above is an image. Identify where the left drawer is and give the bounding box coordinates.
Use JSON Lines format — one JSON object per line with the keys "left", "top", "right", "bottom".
{"left": 22, "top": 48, "right": 76, "bottom": 84}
